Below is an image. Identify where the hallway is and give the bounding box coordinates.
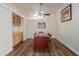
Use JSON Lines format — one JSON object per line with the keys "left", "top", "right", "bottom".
{"left": 8, "top": 38, "right": 77, "bottom": 56}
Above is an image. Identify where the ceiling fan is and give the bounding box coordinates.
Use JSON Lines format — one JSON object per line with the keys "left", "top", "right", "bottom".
{"left": 38, "top": 3, "right": 51, "bottom": 17}
{"left": 33, "top": 3, "right": 50, "bottom": 19}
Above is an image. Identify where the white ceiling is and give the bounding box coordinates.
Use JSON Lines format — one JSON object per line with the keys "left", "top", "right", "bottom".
{"left": 11, "top": 3, "right": 63, "bottom": 19}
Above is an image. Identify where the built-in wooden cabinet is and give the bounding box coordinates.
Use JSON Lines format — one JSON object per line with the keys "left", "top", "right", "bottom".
{"left": 13, "top": 32, "right": 23, "bottom": 47}
{"left": 12, "top": 13, "right": 23, "bottom": 47}
{"left": 13, "top": 13, "right": 21, "bottom": 26}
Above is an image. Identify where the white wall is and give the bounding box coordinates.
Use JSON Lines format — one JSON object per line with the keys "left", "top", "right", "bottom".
{"left": 23, "top": 19, "right": 29, "bottom": 40}
{"left": 56, "top": 3, "right": 79, "bottom": 55}
{"left": 25, "top": 14, "right": 57, "bottom": 38}
{"left": 0, "top": 5, "right": 13, "bottom": 55}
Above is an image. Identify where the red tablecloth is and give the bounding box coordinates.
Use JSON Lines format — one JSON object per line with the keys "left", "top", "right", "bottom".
{"left": 34, "top": 36, "right": 49, "bottom": 48}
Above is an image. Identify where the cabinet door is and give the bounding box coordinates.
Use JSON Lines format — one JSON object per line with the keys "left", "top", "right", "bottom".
{"left": 13, "top": 14, "right": 21, "bottom": 26}
{"left": 13, "top": 32, "right": 23, "bottom": 47}
{"left": 13, "top": 32, "right": 17, "bottom": 46}
{"left": 17, "top": 16, "right": 21, "bottom": 26}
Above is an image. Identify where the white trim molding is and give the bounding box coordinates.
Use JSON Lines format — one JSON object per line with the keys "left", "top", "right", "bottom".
{"left": 0, "top": 3, "right": 25, "bottom": 19}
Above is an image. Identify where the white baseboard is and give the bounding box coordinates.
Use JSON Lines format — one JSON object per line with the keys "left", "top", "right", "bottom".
{"left": 56, "top": 37, "right": 79, "bottom": 56}
{"left": 5, "top": 48, "right": 13, "bottom": 56}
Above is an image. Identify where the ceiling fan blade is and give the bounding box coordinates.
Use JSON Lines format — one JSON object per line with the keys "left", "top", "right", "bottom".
{"left": 44, "top": 14, "right": 50, "bottom": 16}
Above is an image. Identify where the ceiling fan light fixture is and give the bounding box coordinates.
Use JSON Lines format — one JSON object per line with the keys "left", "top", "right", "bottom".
{"left": 40, "top": 11, "right": 44, "bottom": 14}
{"left": 32, "top": 3, "right": 50, "bottom": 19}
{"left": 33, "top": 13, "right": 38, "bottom": 17}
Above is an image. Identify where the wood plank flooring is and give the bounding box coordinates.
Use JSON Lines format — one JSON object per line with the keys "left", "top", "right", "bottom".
{"left": 7, "top": 38, "right": 77, "bottom": 56}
